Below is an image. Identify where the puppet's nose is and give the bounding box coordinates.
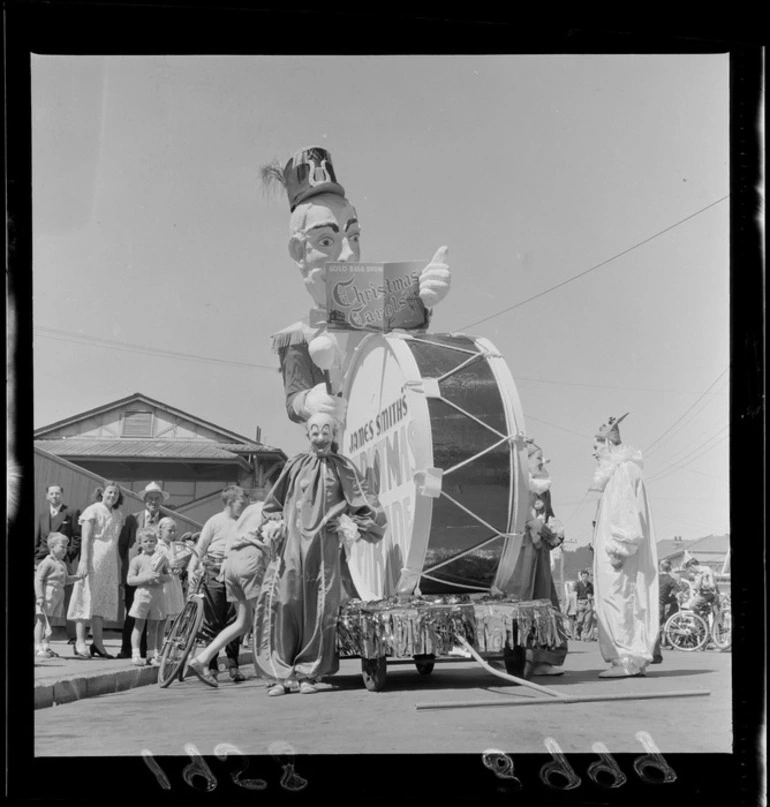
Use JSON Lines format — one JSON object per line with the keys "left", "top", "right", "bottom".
{"left": 338, "top": 239, "right": 355, "bottom": 262}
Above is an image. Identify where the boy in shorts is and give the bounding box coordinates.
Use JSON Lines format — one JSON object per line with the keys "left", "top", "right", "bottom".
{"left": 186, "top": 503, "right": 270, "bottom": 687}
{"left": 126, "top": 528, "right": 171, "bottom": 666}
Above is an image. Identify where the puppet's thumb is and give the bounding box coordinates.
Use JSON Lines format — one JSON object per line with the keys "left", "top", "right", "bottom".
{"left": 429, "top": 245, "right": 449, "bottom": 265}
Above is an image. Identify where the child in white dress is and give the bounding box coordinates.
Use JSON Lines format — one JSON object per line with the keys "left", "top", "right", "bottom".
{"left": 155, "top": 517, "right": 187, "bottom": 643}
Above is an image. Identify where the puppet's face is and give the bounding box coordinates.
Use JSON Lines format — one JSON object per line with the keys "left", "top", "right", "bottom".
{"left": 288, "top": 194, "right": 361, "bottom": 308}
{"left": 307, "top": 413, "right": 336, "bottom": 455}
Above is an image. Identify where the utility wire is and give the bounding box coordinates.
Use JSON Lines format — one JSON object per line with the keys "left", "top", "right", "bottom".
{"left": 646, "top": 428, "right": 728, "bottom": 483}
{"left": 460, "top": 195, "right": 729, "bottom": 331}
{"left": 645, "top": 374, "right": 728, "bottom": 459}
{"left": 644, "top": 368, "right": 728, "bottom": 455}
{"left": 647, "top": 416, "right": 728, "bottom": 471}
{"left": 35, "top": 327, "right": 277, "bottom": 371}
{"left": 525, "top": 414, "right": 593, "bottom": 439}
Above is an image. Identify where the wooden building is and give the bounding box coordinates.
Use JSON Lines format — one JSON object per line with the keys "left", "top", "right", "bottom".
{"left": 34, "top": 393, "right": 287, "bottom": 526}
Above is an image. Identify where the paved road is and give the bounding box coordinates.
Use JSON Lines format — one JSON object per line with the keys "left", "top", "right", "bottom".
{"left": 34, "top": 641, "right": 731, "bottom": 757}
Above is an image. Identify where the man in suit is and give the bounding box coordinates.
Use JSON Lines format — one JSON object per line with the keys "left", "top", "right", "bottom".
{"left": 117, "top": 481, "right": 169, "bottom": 659}
{"left": 34, "top": 484, "right": 81, "bottom": 642}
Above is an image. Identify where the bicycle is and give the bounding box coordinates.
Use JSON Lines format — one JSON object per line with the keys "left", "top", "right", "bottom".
{"left": 157, "top": 552, "right": 226, "bottom": 688}
{"left": 663, "top": 589, "right": 731, "bottom": 652}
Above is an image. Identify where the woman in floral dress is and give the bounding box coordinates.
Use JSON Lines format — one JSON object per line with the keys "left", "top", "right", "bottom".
{"left": 67, "top": 481, "right": 125, "bottom": 658}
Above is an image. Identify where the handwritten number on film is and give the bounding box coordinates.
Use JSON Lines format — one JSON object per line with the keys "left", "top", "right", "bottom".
{"left": 484, "top": 732, "right": 676, "bottom": 790}
{"left": 141, "top": 742, "right": 306, "bottom": 791}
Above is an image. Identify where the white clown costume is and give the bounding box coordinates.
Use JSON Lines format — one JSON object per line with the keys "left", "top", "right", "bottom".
{"left": 590, "top": 414, "right": 659, "bottom": 677}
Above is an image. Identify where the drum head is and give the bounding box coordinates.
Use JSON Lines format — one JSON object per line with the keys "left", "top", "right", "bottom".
{"left": 340, "top": 333, "right": 527, "bottom": 600}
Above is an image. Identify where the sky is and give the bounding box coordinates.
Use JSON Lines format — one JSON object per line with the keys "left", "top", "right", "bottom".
{"left": 31, "top": 54, "right": 730, "bottom": 545}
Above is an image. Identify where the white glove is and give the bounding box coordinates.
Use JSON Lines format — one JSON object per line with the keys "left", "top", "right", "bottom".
{"left": 336, "top": 513, "right": 360, "bottom": 547}
{"left": 261, "top": 520, "right": 284, "bottom": 542}
{"left": 419, "top": 245, "right": 451, "bottom": 308}
{"left": 303, "top": 383, "right": 347, "bottom": 421}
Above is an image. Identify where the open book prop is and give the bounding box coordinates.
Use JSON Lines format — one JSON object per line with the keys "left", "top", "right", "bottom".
{"left": 326, "top": 261, "right": 429, "bottom": 332}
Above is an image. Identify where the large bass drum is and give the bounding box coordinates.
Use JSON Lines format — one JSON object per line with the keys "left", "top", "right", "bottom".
{"left": 339, "top": 332, "right": 529, "bottom": 600}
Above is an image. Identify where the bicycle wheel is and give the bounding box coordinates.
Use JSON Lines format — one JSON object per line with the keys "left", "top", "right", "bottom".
{"left": 158, "top": 599, "right": 204, "bottom": 687}
{"left": 711, "top": 608, "right": 732, "bottom": 651}
{"left": 664, "top": 611, "right": 708, "bottom": 652}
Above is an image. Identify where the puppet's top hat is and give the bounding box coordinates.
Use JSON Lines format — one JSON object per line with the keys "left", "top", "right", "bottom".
{"left": 282, "top": 146, "right": 346, "bottom": 212}
{"left": 595, "top": 412, "right": 629, "bottom": 444}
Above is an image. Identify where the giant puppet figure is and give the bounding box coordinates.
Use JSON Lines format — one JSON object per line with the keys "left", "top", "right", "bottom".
{"left": 589, "top": 413, "right": 659, "bottom": 678}
{"left": 262, "top": 146, "right": 451, "bottom": 424}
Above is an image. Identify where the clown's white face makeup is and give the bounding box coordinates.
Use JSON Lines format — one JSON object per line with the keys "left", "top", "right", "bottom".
{"left": 307, "top": 414, "right": 336, "bottom": 455}
{"left": 528, "top": 449, "right": 548, "bottom": 477}
{"left": 290, "top": 195, "right": 360, "bottom": 308}
{"left": 592, "top": 439, "right": 610, "bottom": 462}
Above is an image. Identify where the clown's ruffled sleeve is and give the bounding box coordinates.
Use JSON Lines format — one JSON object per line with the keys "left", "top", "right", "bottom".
{"left": 603, "top": 463, "right": 646, "bottom": 560}
{"left": 336, "top": 457, "right": 387, "bottom": 544}
{"left": 261, "top": 455, "right": 301, "bottom": 518}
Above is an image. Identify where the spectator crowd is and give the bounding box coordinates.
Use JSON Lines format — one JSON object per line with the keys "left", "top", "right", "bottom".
{"left": 33, "top": 480, "right": 247, "bottom": 680}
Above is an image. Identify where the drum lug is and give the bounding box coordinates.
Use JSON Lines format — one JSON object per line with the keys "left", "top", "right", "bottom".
{"left": 405, "top": 378, "right": 441, "bottom": 398}
{"left": 414, "top": 467, "right": 443, "bottom": 498}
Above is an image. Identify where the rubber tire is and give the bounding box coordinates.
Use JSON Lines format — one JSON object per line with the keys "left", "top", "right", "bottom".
{"left": 711, "top": 608, "right": 732, "bottom": 651}
{"left": 503, "top": 645, "right": 534, "bottom": 681}
{"left": 158, "top": 600, "right": 203, "bottom": 688}
{"left": 361, "top": 656, "right": 387, "bottom": 692}
{"left": 664, "top": 611, "right": 708, "bottom": 652}
{"left": 414, "top": 654, "right": 435, "bottom": 675}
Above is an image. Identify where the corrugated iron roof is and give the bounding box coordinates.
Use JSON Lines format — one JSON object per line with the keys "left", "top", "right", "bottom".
{"left": 34, "top": 438, "right": 271, "bottom": 461}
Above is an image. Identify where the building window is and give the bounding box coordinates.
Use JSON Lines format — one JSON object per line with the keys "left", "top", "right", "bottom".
{"left": 121, "top": 411, "right": 154, "bottom": 438}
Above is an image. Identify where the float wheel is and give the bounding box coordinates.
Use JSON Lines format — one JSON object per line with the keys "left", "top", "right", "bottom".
{"left": 414, "top": 654, "right": 435, "bottom": 675}
{"left": 361, "top": 656, "right": 387, "bottom": 691}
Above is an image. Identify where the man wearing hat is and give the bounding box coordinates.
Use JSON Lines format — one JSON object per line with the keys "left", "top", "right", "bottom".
{"left": 589, "top": 414, "right": 659, "bottom": 678}
{"left": 117, "top": 482, "right": 169, "bottom": 659}
{"left": 262, "top": 145, "right": 452, "bottom": 425}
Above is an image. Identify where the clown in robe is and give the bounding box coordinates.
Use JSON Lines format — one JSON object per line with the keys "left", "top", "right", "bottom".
{"left": 589, "top": 413, "right": 659, "bottom": 678}
{"left": 506, "top": 438, "right": 568, "bottom": 675}
{"left": 253, "top": 413, "right": 387, "bottom": 695}
{"left": 260, "top": 145, "right": 452, "bottom": 425}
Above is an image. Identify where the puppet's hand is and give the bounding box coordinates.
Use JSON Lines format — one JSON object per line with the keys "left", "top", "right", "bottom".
{"left": 305, "top": 383, "right": 347, "bottom": 421}
{"left": 419, "top": 246, "right": 451, "bottom": 308}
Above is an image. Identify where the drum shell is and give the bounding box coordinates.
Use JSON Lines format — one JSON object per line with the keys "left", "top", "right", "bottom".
{"left": 340, "top": 332, "right": 527, "bottom": 599}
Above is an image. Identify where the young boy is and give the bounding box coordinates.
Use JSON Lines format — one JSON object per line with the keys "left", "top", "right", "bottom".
{"left": 34, "top": 533, "right": 85, "bottom": 657}
{"left": 126, "top": 528, "right": 171, "bottom": 666}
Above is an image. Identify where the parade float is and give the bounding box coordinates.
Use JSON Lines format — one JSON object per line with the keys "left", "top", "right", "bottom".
{"left": 262, "top": 146, "right": 568, "bottom": 692}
